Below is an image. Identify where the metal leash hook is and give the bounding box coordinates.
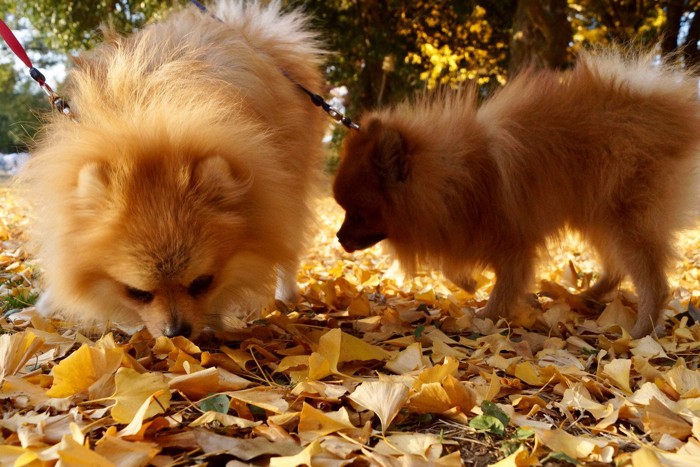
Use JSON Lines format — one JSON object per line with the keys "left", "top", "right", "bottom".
{"left": 303, "top": 87, "right": 360, "bottom": 130}
{"left": 29, "top": 66, "right": 75, "bottom": 120}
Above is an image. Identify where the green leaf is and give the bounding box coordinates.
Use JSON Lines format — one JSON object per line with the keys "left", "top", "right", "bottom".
{"left": 413, "top": 324, "right": 425, "bottom": 338}
{"left": 469, "top": 413, "right": 506, "bottom": 436}
{"left": 514, "top": 428, "right": 534, "bottom": 439}
{"left": 199, "top": 394, "right": 230, "bottom": 414}
{"left": 541, "top": 452, "right": 580, "bottom": 465}
{"left": 469, "top": 400, "right": 510, "bottom": 436}
{"left": 482, "top": 400, "right": 509, "bottom": 425}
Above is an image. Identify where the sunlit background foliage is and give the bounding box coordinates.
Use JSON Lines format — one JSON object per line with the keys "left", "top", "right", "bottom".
{"left": 0, "top": 0, "right": 698, "bottom": 153}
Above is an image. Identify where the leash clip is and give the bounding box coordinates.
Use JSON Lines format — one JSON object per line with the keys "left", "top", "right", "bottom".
{"left": 325, "top": 106, "right": 360, "bottom": 130}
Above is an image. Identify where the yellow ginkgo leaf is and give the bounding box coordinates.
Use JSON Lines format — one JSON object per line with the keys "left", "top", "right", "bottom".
{"left": 373, "top": 432, "right": 447, "bottom": 460}
{"left": 385, "top": 342, "right": 424, "bottom": 374}
{"left": 269, "top": 439, "right": 323, "bottom": 467}
{"left": 560, "top": 383, "right": 612, "bottom": 420}
{"left": 630, "top": 336, "right": 668, "bottom": 359}
{"left": 348, "top": 380, "right": 409, "bottom": 433}
{"left": 631, "top": 447, "right": 662, "bottom": 467}
{"left": 225, "top": 388, "right": 289, "bottom": 414}
{"left": 514, "top": 361, "right": 546, "bottom": 386}
{"left": 490, "top": 445, "right": 538, "bottom": 467}
{"left": 597, "top": 299, "right": 636, "bottom": 334}
{"left": 410, "top": 382, "right": 453, "bottom": 415}
{"left": 531, "top": 427, "right": 614, "bottom": 463}
{"left": 308, "top": 352, "right": 332, "bottom": 381}
{"left": 664, "top": 364, "right": 700, "bottom": 398}
{"left": 312, "top": 328, "right": 392, "bottom": 378}
{"left": 56, "top": 434, "right": 114, "bottom": 466}
{"left": 169, "top": 367, "right": 218, "bottom": 399}
{"left": 418, "top": 357, "right": 459, "bottom": 385}
{"left": 94, "top": 434, "right": 160, "bottom": 467}
{"left": 0, "top": 331, "right": 45, "bottom": 381}
{"left": 110, "top": 368, "right": 171, "bottom": 424}
{"left": 46, "top": 344, "right": 123, "bottom": 398}
{"left": 117, "top": 389, "right": 168, "bottom": 438}
{"left": 298, "top": 402, "right": 356, "bottom": 443}
{"left": 276, "top": 355, "right": 310, "bottom": 373}
{"left": 602, "top": 358, "right": 633, "bottom": 394}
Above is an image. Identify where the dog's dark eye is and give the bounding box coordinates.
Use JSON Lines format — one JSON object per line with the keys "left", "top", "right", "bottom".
{"left": 188, "top": 275, "right": 214, "bottom": 297}
{"left": 349, "top": 212, "right": 363, "bottom": 224}
{"left": 125, "top": 286, "right": 154, "bottom": 304}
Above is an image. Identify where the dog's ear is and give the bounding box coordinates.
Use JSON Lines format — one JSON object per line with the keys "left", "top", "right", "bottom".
{"left": 76, "top": 162, "right": 110, "bottom": 204}
{"left": 366, "top": 118, "right": 409, "bottom": 184}
{"left": 194, "top": 156, "right": 252, "bottom": 209}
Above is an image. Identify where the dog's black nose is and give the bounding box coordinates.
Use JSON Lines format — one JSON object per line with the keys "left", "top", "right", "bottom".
{"left": 164, "top": 321, "right": 192, "bottom": 338}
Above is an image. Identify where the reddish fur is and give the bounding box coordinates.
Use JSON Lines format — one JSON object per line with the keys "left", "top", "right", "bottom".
{"left": 20, "top": 1, "right": 325, "bottom": 338}
{"left": 333, "top": 50, "right": 700, "bottom": 338}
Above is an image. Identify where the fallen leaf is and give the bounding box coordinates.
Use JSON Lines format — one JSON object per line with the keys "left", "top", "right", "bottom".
{"left": 189, "top": 411, "right": 261, "bottom": 428}
{"left": 642, "top": 397, "right": 692, "bottom": 441}
{"left": 194, "top": 429, "right": 301, "bottom": 461}
{"left": 110, "top": 368, "right": 171, "bottom": 424}
{"left": 94, "top": 434, "right": 160, "bottom": 466}
{"left": 347, "top": 380, "right": 409, "bottom": 433}
{"left": 601, "top": 358, "right": 633, "bottom": 394}
{"left": 46, "top": 344, "right": 123, "bottom": 398}
{"left": 297, "top": 403, "right": 356, "bottom": 443}
{"left": 0, "top": 330, "right": 44, "bottom": 380}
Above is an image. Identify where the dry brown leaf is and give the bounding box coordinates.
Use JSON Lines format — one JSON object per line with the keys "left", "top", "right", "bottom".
{"left": 193, "top": 428, "right": 302, "bottom": 461}
{"left": 642, "top": 397, "right": 693, "bottom": 441}
{"left": 298, "top": 402, "right": 356, "bottom": 443}
{"left": 94, "top": 434, "right": 160, "bottom": 466}
{"left": 0, "top": 331, "right": 45, "bottom": 380}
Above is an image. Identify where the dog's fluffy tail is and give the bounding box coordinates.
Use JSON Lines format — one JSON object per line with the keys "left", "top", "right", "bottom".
{"left": 212, "top": 0, "right": 325, "bottom": 90}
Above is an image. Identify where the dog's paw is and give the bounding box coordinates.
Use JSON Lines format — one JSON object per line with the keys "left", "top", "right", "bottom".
{"left": 275, "top": 273, "right": 300, "bottom": 303}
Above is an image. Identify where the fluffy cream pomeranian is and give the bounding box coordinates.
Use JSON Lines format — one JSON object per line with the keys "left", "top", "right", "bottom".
{"left": 20, "top": 1, "right": 326, "bottom": 338}
{"left": 333, "top": 50, "right": 700, "bottom": 338}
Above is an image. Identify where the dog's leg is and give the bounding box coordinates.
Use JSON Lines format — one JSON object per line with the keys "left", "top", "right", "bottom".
{"left": 479, "top": 251, "right": 534, "bottom": 321}
{"left": 598, "top": 219, "right": 671, "bottom": 338}
{"left": 35, "top": 289, "right": 55, "bottom": 317}
{"left": 275, "top": 261, "right": 300, "bottom": 303}
{"left": 445, "top": 270, "right": 478, "bottom": 294}
{"left": 579, "top": 231, "right": 624, "bottom": 302}
{"left": 621, "top": 244, "right": 670, "bottom": 339}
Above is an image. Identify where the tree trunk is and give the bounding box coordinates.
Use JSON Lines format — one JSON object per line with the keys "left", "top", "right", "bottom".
{"left": 661, "top": 0, "right": 684, "bottom": 56}
{"left": 683, "top": 6, "right": 700, "bottom": 71}
{"left": 509, "top": 0, "right": 572, "bottom": 74}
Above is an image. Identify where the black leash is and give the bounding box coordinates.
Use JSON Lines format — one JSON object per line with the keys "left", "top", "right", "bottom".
{"left": 1, "top": 4, "right": 359, "bottom": 130}
{"left": 189, "top": 0, "right": 359, "bottom": 130}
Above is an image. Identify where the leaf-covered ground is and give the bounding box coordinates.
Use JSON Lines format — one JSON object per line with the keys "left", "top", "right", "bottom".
{"left": 2, "top": 182, "right": 700, "bottom": 466}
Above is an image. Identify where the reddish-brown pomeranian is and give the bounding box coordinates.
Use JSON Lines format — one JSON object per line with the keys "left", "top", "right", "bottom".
{"left": 20, "top": 1, "right": 326, "bottom": 338}
{"left": 333, "top": 50, "right": 700, "bottom": 338}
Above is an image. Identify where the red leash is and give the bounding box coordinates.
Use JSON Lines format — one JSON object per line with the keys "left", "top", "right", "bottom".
{"left": 0, "top": 18, "right": 32, "bottom": 69}
{"left": 0, "top": 17, "right": 74, "bottom": 119}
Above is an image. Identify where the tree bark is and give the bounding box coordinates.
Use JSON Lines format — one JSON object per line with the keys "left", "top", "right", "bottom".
{"left": 509, "top": 0, "right": 572, "bottom": 73}
{"left": 661, "top": 0, "right": 684, "bottom": 56}
{"left": 683, "top": 6, "right": 700, "bottom": 71}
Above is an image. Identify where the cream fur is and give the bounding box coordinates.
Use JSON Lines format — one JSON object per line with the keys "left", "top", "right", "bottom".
{"left": 20, "top": 0, "right": 326, "bottom": 337}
